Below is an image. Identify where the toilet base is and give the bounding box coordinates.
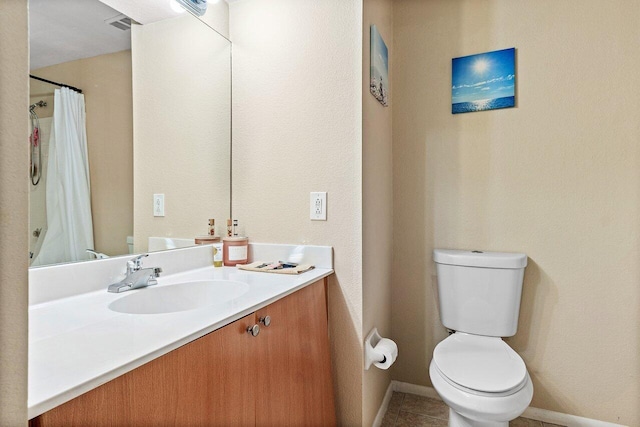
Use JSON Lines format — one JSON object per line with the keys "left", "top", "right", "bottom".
{"left": 449, "top": 409, "right": 507, "bottom": 427}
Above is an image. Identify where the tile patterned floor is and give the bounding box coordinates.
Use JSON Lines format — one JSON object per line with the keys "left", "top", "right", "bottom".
{"left": 381, "top": 392, "right": 566, "bottom": 427}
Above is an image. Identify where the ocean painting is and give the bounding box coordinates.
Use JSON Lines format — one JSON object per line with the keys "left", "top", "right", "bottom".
{"left": 370, "top": 25, "right": 389, "bottom": 107}
{"left": 452, "top": 48, "right": 515, "bottom": 114}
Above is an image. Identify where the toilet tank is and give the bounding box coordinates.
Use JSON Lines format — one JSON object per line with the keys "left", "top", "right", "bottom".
{"left": 433, "top": 249, "right": 528, "bottom": 337}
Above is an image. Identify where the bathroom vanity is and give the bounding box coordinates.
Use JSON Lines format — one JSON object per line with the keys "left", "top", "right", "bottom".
{"left": 28, "top": 244, "right": 336, "bottom": 426}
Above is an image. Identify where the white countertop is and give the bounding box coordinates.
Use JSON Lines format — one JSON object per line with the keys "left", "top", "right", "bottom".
{"left": 29, "top": 263, "right": 332, "bottom": 419}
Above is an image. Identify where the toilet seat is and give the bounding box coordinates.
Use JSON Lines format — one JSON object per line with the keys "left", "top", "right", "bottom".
{"left": 433, "top": 333, "right": 527, "bottom": 395}
{"left": 430, "top": 360, "right": 534, "bottom": 425}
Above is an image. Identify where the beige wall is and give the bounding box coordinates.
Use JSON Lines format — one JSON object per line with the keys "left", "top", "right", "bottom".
{"left": 363, "top": 0, "right": 394, "bottom": 425}
{"left": 0, "top": 0, "right": 29, "bottom": 424}
{"left": 392, "top": 0, "right": 640, "bottom": 424}
{"left": 32, "top": 51, "right": 134, "bottom": 257}
{"left": 132, "top": 14, "right": 231, "bottom": 252}
{"left": 229, "top": 0, "right": 363, "bottom": 424}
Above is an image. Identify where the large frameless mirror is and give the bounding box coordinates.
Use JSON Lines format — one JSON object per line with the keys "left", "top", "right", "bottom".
{"left": 28, "top": 0, "right": 231, "bottom": 268}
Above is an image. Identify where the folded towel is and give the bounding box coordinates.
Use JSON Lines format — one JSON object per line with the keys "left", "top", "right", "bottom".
{"left": 237, "top": 261, "right": 315, "bottom": 275}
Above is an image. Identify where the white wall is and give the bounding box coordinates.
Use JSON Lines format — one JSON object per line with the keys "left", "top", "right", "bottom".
{"left": 229, "top": 0, "right": 363, "bottom": 424}
{"left": 0, "top": 0, "right": 29, "bottom": 424}
{"left": 392, "top": 0, "right": 640, "bottom": 424}
{"left": 132, "top": 13, "right": 231, "bottom": 251}
{"left": 362, "top": 0, "right": 394, "bottom": 425}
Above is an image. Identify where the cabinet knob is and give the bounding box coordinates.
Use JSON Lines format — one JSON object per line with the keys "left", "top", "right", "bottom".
{"left": 259, "top": 315, "right": 271, "bottom": 327}
{"left": 247, "top": 324, "right": 260, "bottom": 337}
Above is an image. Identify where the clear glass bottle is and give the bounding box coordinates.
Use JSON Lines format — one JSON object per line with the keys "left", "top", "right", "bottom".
{"left": 212, "top": 242, "right": 223, "bottom": 267}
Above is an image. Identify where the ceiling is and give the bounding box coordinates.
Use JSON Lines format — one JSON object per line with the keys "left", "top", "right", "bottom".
{"left": 29, "top": 0, "right": 232, "bottom": 71}
{"left": 97, "top": 0, "right": 185, "bottom": 25}
{"left": 29, "top": 0, "right": 136, "bottom": 71}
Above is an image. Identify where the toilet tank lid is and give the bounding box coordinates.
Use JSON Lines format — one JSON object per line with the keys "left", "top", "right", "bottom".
{"left": 433, "top": 249, "right": 527, "bottom": 269}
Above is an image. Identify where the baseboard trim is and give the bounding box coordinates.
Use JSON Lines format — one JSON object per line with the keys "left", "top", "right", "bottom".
{"left": 385, "top": 381, "right": 627, "bottom": 427}
{"left": 392, "top": 380, "right": 441, "bottom": 400}
{"left": 371, "top": 382, "right": 394, "bottom": 427}
{"left": 521, "top": 406, "right": 627, "bottom": 427}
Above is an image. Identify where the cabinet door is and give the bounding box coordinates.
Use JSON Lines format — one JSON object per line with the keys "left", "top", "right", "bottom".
{"left": 255, "top": 279, "right": 336, "bottom": 426}
{"left": 31, "top": 314, "right": 256, "bottom": 427}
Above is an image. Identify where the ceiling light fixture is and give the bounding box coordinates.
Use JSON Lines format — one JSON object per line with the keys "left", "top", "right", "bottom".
{"left": 173, "top": 0, "right": 208, "bottom": 17}
{"left": 169, "top": 0, "right": 186, "bottom": 14}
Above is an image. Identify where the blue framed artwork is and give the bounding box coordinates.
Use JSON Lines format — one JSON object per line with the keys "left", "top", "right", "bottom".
{"left": 452, "top": 47, "right": 516, "bottom": 114}
{"left": 370, "top": 25, "right": 389, "bottom": 107}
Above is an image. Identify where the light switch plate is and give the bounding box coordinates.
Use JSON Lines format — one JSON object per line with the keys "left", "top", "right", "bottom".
{"left": 153, "top": 194, "right": 165, "bottom": 217}
{"left": 310, "top": 192, "right": 327, "bottom": 221}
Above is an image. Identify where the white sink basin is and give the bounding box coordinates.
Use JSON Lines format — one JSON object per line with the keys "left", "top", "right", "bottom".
{"left": 108, "top": 280, "right": 249, "bottom": 314}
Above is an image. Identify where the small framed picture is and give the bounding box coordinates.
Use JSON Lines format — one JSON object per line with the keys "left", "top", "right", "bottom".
{"left": 452, "top": 47, "right": 515, "bottom": 114}
{"left": 370, "top": 25, "right": 389, "bottom": 107}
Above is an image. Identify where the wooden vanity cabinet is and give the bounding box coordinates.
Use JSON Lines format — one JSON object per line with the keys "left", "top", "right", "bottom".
{"left": 30, "top": 279, "right": 335, "bottom": 427}
{"left": 255, "top": 279, "right": 335, "bottom": 426}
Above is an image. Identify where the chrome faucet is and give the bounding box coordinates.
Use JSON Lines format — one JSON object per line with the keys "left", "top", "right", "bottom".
{"left": 107, "top": 254, "right": 162, "bottom": 293}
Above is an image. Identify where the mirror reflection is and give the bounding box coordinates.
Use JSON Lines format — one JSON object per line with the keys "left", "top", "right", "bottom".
{"left": 28, "top": 0, "right": 231, "bottom": 267}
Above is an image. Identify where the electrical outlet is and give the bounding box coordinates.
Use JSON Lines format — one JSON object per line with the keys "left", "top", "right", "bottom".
{"left": 310, "top": 192, "right": 327, "bottom": 221}
{"left": 153, "top": 194, "right": 165, "bottom": 217}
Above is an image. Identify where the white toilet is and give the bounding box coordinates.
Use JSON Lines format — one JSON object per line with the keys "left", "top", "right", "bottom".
{"left": 430, "top": 249, "right": 533, "bottom": 427}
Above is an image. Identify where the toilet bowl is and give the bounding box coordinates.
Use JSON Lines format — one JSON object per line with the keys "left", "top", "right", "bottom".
{"left": 430, "top": 249, "right": 532, "bottom": 427}
{"left": 429, "top": 333, "right": 533, "bottom": 427}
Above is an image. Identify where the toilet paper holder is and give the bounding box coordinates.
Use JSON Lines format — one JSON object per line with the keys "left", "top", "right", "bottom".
{"left": 364, "top": 328, "right": 391, "bottom": 370}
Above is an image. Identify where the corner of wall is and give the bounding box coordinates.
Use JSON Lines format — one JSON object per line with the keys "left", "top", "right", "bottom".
{"left": 362, "top": 0, "right": 394, "bottom": 425}
{"left": 0, "top": 0, "right": 29, "bottom": 424}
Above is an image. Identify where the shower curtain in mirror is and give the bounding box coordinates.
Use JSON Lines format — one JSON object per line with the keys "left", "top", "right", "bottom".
{"left": 32, "top": 87, "right": 94, "bottom": 266}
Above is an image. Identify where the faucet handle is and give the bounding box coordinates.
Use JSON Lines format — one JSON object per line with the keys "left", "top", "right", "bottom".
{"left": 153, "top": 267, "right": 162, "bottom": 277}
{"left": 131, "top": 253, "right": 149, "bottom": 262}
{"left": 127, "top": 253, "right": 149, "bottom": 273}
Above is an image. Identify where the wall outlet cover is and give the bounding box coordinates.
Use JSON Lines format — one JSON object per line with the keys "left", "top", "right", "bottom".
{"left": 310, "top": 192, "right": 327, "bottom": 221}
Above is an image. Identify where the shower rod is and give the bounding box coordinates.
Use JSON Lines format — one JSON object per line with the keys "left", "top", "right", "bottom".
{"left": 29, "top": 74, "right": 83, "bottom": 94}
